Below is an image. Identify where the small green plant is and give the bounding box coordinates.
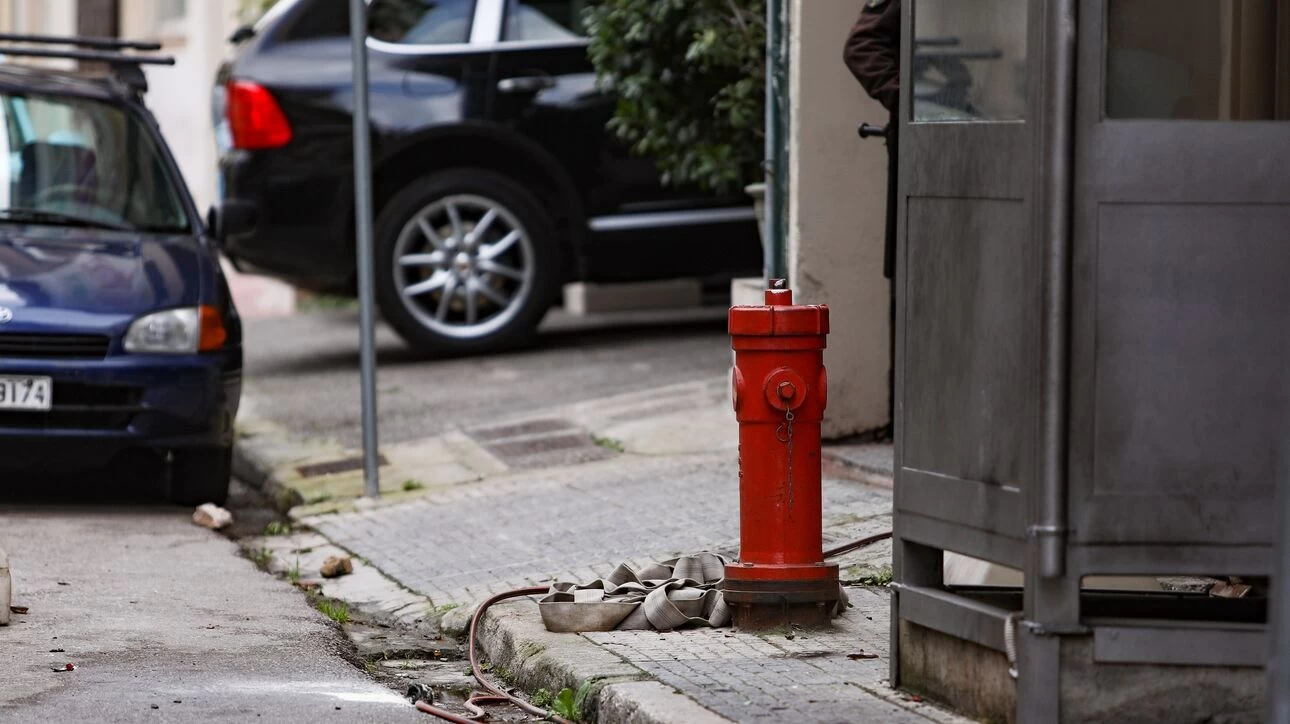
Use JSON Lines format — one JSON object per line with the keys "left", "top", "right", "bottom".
{"left": 297, "top": 293, "right": 359, "bottom": 313}
{"left": 531, "top": 688, "right": 556, "bottom": 710}
{"left": 591, "top": 435, "right": 625, "bottom": 453}
{"left": 248, "top": 547, "right": 273, "bottom": 569}
{"left": 363, "top": 659, "right": 378, "bottom": 675}
{"left": 401, "top": 479, "right": 425, "bottom": 492}
{"left": 861, "top": 566, "right": 894, "bottom": 587}
{"left": 315, "top": 598, "right": 350, "bottom": 625}
{"left": 264, "top": 520, "right": 292, "bottom": 536}
{"left": 429, "top": 602, "right": 461, "bottom": 615}
{"left": 550, "top": 683, "right": 591, "bottom": 721}
{"left": 287, "top": 559, "right": 301, "bottom": 585}
{"left": 306, "top": 491, "right": 333, "bottom": 505}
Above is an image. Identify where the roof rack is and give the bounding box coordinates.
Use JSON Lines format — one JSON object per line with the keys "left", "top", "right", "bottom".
{"left": 0, "top": 34, "right": 174, "bottom": 95}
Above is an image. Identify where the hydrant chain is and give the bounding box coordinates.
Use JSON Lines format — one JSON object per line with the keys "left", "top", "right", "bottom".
{"left": 778, "top": 408, "right": 796, "bottom": 510}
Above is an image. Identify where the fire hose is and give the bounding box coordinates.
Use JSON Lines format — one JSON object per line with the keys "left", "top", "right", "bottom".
{"left": 413, "top": 530, "right": 893, "bottom": 722}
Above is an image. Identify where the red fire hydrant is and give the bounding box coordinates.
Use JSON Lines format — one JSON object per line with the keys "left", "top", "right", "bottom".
{"left": 722, "top": 281, "right": 839, "bottom": 629}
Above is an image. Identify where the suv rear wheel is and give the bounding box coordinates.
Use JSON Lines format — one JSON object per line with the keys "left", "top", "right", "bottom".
{"left": 375, "top": 170, "right": 561, "bottom": 354}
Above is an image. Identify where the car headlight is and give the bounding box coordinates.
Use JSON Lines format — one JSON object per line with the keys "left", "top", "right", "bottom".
{"left": 124, "top": 306, "right": 227, "bottom": 354}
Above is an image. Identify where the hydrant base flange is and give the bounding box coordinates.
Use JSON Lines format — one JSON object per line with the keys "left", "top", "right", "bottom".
{"left": 722, "top": 563, "right": 840, "bottom": 631}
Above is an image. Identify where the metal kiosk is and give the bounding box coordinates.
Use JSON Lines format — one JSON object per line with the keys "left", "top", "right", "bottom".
{"left": 889, "top": 1, "right": 1290, "bottom": 721}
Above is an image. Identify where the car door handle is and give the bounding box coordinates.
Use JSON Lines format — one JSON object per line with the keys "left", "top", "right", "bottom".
{"left": 497, "top": 75, "right": 557, "bottom": 94}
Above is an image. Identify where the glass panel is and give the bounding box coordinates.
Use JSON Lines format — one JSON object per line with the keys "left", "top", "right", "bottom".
{"left": 0, "top": 94, "right": 188, "bottom": 232}
{"left": 1107, "top": 0, "right": 1290, "bottom": 120}
{"left": 913, "top": 0, "right": 1029, "bottom": 122}
{"left": 369, "top": 0, "right": 477, "bottom": 45}
{"left": 503, "top": 1, "right": 588, "bottom": 42}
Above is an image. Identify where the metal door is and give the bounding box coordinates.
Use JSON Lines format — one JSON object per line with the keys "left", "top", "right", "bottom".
{"left": 895, "top": 0, "right": 1038, "bottom": 569}
{"left": 1068, "top": 0, "right": 1290, "bottom": 561}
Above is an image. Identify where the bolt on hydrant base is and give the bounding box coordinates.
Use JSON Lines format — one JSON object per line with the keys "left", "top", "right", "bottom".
{"left": 721, "top": 282, "right": 840, "bottom": 631}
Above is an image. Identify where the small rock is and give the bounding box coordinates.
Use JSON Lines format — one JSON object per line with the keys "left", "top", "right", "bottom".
{"left": 847, "top": 652, "right": 879, "bottom": 660}
{"left": 151, "top": 704, "right": 159, "bottom": 710}
{"left": 320, "top": 556, "right": 353, "bottom": 579}
{"left": 1211, "top": 581, "right": 1253, "bottom": 599}
{"left": 51, "top": 663, "right": 75, "bottom": 672}
{"left": 192, "top": 504, "right": 233, "bottom": 530}
{"left": 49, "top": 648, "right": 64, "bottom": 653}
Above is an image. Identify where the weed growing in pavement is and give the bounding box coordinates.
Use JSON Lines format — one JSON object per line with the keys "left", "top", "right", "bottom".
{"left": 591, "top": 435, "right": 625, "bottom": 453}
{"left": 401, "top": 479, "right": 424, "bottom": 492}
{"left": 264, "top": 521, "right": 292, "bottom": 536}
{"left": 551, "top": 684, "right": 590, "bottom": 721}
{"left": 248, "top": 547, "right": 273, "bottom": 569}
{"left": 315, "top": 598, "right": 350, "bottom": 625}
{"left": 363, "top": 659, "right": 378, "bottom": 675}
{"left": 287, "top": 559, "right": 301, "bottom": 585}
{"left": 307, "top": 491, "right": 333, "bottom": 505}
{"left": 429, "top": 602, "right": 460, "bottom": 615}
{"left": 860, "top": 566, "right": 894, "bottom": 587}
{"left": 531, "top": 688, "right": 555, "bottom": 709}
{"left": 298, "top": 293, "right": 359, "bottom": 313}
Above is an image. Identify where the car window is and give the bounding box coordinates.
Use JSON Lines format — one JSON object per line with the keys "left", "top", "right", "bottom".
{"left": 369, "top": 0, "right": 476, "bottom": 45}
{"left": 0, "top": 93, "right": 189, "bottom": 232}
{"left": 503, "top": 0, "right": 586, "bottom": 42}
{"left": 279, "top": 0, "right": 350, "bottom": 40}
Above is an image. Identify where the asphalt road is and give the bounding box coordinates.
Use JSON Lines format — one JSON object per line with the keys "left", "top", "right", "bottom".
{"left": 0, "top": 481, "right": 423, "bottom": 723}
{"left": 243, "top": 307, "right": 732, "bottom": 447}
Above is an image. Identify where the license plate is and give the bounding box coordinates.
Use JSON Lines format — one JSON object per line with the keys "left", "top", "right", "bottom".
{"left": 0, "top": 376, "right": 52, "bottom": 411}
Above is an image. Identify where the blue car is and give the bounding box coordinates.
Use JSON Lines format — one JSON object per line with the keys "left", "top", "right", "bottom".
{"left": 0, "top": 41, "right": 242, "bottom": 504}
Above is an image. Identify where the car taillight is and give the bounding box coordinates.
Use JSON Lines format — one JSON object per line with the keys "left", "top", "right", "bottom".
{"left": 225, "top": 80, "right": 292, "bottom": 150}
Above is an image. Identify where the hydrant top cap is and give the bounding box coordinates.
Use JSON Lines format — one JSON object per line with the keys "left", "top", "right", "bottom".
{"left": 728, "top": 286, "right": 830, "bottom": 336}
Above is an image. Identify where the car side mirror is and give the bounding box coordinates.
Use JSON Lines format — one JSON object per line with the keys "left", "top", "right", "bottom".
{"left": 208, "top": 201, "right": 256, "bottom": 246}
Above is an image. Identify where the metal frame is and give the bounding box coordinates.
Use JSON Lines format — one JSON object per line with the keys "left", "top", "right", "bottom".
{"left": 890, "top": 0, "right": 1286, "bottom": 720}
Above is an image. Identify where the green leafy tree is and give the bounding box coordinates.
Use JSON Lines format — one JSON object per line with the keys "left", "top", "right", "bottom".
{"left": 583, "top": 0, "right": 766, "bottom": 194}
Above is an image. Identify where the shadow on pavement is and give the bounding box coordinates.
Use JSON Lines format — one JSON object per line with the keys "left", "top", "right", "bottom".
{"left": 0, "top": 451, "right": 171, "bottom": 507}
{"left": 251, "top": 311, "right": 727, "bottom": 376}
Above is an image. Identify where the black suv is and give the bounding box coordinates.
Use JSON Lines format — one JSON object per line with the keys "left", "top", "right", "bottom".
{"left": 216, "top": 0, "right": 762, "bottom": 354}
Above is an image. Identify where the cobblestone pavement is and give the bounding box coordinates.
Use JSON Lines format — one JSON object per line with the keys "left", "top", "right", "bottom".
{"left": 586, "top": 588, "right": 963, "bottom": 723}
{"left": 304, "top": 452, "right": 893, "bottom": 607}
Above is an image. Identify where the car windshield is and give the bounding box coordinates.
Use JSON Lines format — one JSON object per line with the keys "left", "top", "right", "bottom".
{"left": 0, "top": 91, "right": 190, "bottom": 232}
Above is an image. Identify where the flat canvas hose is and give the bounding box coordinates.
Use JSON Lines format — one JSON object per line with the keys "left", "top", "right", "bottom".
{"left": 415, "top": 533, "right": 895, "bottom": 721}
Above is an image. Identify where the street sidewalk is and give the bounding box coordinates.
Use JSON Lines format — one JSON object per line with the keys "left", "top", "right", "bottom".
{"left": 234, "top": 378, "right": 959, "bottom": 722}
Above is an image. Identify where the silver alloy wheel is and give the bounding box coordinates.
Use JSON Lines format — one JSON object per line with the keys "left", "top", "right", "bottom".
{"left": 392, "top": 194, "right": 536, "bottom": 340}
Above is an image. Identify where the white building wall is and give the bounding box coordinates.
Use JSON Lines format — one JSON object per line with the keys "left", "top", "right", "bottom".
{"left": 788, "top": 0, "right": 891, "bottom": 438}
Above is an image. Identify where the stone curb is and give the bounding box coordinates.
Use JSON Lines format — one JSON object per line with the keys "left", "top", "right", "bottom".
{"left": 473, "top": 599, "right": 732, "bottom": 724}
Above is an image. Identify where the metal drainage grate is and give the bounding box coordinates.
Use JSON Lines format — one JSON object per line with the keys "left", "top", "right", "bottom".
{"left": 467, "top": 418, "right": 618, "bottom": 469}
{"left": 297, "top": 454, "right": 389, "bottom": 479}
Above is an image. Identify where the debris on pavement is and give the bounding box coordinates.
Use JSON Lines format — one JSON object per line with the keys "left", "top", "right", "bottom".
{"left": 1, "top": 547, "right": 11, "bottom": 627}
{"left": 847, "top": 652, "right": 880, "bottom": 660}
{"left": 192, "top": 504, "right": 234, "bottom": 530}
{"left": 51, "top": 663, "right": 76, "bottom": 672}
{"left": 10, "top": 606, "right": 28, "bottom": 615}
{"left": 320, "top": 556, "right": 353, "bottom": 578}
{"left": 1211, "top": 581, "right": 1253, "bottom": 599}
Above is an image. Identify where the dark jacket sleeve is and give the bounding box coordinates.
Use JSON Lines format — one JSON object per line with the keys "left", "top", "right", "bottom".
{"left": 843, "top": 0, "right": 902, "bottom": 113}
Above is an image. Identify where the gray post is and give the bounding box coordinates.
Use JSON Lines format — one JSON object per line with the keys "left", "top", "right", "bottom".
{"left": 349, "top": 0, "right": 380, "bottom": 498}
{"left": 1271, "top": 422, "right": 1290, "bottom": 723}
{"left": 764, "top": 0, "right": 790, "bottom": 281}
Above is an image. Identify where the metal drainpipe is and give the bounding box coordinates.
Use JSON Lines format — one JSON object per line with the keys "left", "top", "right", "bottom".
{"left": 1034, "top": 0, "right": 1077, "bottom": 579}
{"left": 1271, "top": 425, "right": 1290, "bottom": 723}
{"left": 764, "top": 0, "right": 790, "bottom": 281}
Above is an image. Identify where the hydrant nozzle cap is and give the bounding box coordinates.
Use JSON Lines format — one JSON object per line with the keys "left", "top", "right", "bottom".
{"left": 765, "top": 285, "right": 793, "bottom": 306}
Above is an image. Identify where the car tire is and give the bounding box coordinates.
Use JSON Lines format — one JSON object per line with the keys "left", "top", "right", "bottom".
{"left": 169, "top": 446, "right": 232, "bottom": 507}
{"left": 375, "top": 169, "right": 561, "bottom": 355}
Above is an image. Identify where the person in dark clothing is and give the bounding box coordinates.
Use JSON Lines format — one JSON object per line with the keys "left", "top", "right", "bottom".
{"left": 844, "top": 0, "right": 901, "bottom": 441}
{"left": 843, "top": 0, "right": 901, "bottom": 279}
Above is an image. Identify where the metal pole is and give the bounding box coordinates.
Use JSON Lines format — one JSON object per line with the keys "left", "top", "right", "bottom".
{"left": 764, "top": 0, "right": 790, "bottom": 281}
{"left": 349, "top": 0, "right": 380, "bottom": 498}
{"left": 1270, "top": 417, "right": 1290, "bottom": 723}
